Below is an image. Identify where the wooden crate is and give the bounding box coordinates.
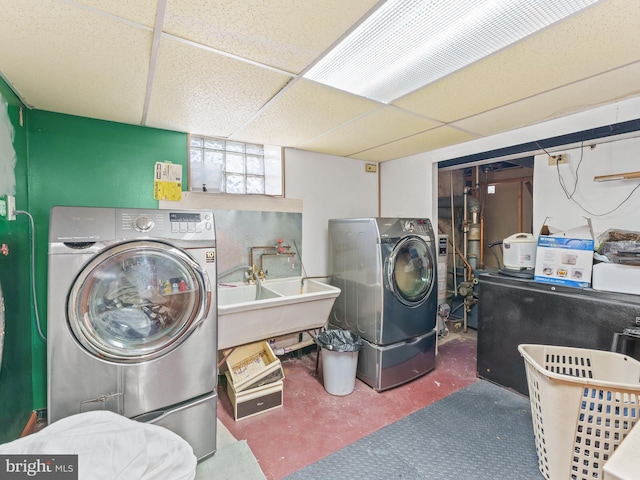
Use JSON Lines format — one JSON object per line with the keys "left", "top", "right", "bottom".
{"left": 223, "top": 341, "right": 284, "bottom": 392}
{"left": 225, "top": 371, "right": 283, "bottom": 421}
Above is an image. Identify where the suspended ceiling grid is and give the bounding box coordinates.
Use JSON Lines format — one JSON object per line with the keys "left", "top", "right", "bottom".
{"left": 0, "top": 0, "right": 639, "bottom": 162}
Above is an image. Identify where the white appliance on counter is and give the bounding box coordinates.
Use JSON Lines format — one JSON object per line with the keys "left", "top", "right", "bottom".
{"left": 502, "top": 233, "right": 537, "bottom": 270}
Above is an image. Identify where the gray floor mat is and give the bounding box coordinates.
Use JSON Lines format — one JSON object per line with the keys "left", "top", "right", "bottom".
{"left": 285, "top": 380, "right": 542, "bottom": 480}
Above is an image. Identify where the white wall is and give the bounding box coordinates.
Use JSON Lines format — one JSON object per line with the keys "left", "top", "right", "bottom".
{"left": 284, "top": 148, "right": 378, "bottom": 276}
{"left": 533, "top": 137, "right": 640, "bottom": 238}
{"left": 380, "top": 153, "right": 435, "bottom": 219}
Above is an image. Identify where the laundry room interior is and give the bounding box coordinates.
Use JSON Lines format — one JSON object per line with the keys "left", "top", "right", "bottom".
{"left": 2, "top": 1, "right": 640, "bottom": 479}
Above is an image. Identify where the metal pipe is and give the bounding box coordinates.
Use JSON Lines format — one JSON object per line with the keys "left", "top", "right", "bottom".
{"left": 450, "top": 171, "right": 457, "bottom": 297}
{"left": 463, "top": 302, "right": 468, "bottom": 334}
{"left": 259, "top": 252, "right": 295, "bottom": 273}
{"left": 445, "top": 238, "right": 473, "bottom": 282}
{"left": 250, "top": 245, "right": 292, "bottom": 267}
{"left": 480, "top": 214, "right": 485, "bottom": 269}
{"left": 462, "top": 186, "right": 470, "bottom": 310}
{"left": 272, "top": 338, "right": 315, "bottom": 356}
{"left": 463, "top": 187, "right": 469, "bottom": 260}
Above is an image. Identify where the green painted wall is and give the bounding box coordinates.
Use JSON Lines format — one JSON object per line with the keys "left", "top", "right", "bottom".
{"left": 0, "top": 102, "right": 188, "bottom": 442}
{"left": 27, "top": 111, "right": 188, "bottom": 412}
{"left": 0, "top": 81, "right": 32, "bottom": 442}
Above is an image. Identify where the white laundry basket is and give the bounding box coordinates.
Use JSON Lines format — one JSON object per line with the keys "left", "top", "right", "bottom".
{"left": 518, "top": 344, "right": 640, "bottom": 480}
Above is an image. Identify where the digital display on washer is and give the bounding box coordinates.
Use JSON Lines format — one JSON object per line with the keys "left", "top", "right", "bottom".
{"left": 169, "top": 212, "right": 201, "bottom": 222}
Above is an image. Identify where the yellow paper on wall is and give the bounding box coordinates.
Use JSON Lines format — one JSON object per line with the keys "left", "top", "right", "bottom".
{"left": 153, "top": 162, "right": 182, "bottom": 201}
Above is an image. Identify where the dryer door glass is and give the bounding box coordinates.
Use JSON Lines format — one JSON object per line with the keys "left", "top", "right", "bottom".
{"left": 68, "top": 240, "right": 210, "bottom": 363}
{"left": 389, "top": 235, "right": 434, "bottom": 306}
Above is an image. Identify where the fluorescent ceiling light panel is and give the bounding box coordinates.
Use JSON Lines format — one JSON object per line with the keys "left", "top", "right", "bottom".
{"left": 304, "top": 0, "right": 599, "bottom": 103}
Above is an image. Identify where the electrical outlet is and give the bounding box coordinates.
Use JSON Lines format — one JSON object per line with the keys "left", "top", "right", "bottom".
{"left": 548, "top": 154, "right": 568, "bottom": 166}
{"left": 365, "top": 163, "right": 377, "bottom": 173}
{"left": 6, "top": 195, "right": 15, "bottom": 221}
{"left": 1, "top": 195, "right": 16, "bottom": 221}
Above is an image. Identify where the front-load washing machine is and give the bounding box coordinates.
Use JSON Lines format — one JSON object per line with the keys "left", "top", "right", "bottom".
{"left": 47, "top": 206, "right": 217, "bottom": 460}
{"left": 329, "top": 218, "right": 438, "bottom": 391}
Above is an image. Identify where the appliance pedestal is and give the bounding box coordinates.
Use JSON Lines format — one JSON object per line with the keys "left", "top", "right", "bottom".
{"left": 356, "top": 330, "right": 436, "bottom": 392}
{"left": 142, "top": 392, "right": 217, "bottom": 461}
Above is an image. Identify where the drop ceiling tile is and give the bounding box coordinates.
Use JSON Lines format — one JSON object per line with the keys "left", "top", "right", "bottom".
{"left": 452, "top": 62, "right": 640, "bottom": 137}
{"left": 394, "top": 0, "right": 640, "bottom": 123}
{"left": 298, "top": 106, "right": 442, "bottom": 157}
{"left": 145, "top": 36, "right": 292, "bottom": 136}
{"left": 72, "top": 0, "right": 158, "bottom": 27}
{"left": 163, "top": 0, "right": 378, "bottom": 73}
{"left": 349, "top": 126, "right": 478, "bottom": 163}
{"left": 0, "top": 0, "right": 150, "bottom": 124}
{"left": 230, "top": 79, "right": 380, "bottom": 146}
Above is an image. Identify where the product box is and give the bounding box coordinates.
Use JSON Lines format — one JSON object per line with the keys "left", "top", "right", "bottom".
{"left": 225, "top": 371, "right": 283, "bottom": 421}
{"left": 534, "top": 236, "right": 595, "bottom": 288}
{"left": 223, "top": 341, "right": 284, "bottom": 392}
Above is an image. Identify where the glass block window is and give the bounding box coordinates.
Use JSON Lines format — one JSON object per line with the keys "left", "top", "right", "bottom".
{"left": 189, "top": 136, "right": 282, "bottom": 195}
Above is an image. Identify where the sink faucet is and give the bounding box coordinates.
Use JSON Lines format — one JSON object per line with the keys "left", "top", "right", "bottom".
{"left": 252, "top": 264, "right": 266, "bottom": 282}
{"left": 217, "top": 264, "right": 263, "bottom": 300}
{"left": 233, "top": 265, "right": 262, "bottom": 284}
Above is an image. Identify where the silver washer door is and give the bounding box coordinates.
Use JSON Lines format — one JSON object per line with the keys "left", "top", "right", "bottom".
{"left": 388, "top": 235, "right": 434, "bottom": 306}
{"left": 68, "top": 240, "right": 210, "bottom": 363}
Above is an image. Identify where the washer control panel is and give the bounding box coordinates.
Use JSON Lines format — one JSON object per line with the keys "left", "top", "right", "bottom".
{"left": 117, "top": 209, "right": 214, "bottom": 239}
{"left": 134, "top": 214, "right": 155, "bottom": 232}
{"left": 402, "top": 219, "right": 432, "bottom": 237}
{"left": 168, "top": 211, "right": 214, "bottom": 234}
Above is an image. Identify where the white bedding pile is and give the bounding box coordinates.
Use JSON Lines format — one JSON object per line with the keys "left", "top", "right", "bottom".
{"left": 0, "top": 410, "right": 196, "bottom": 480}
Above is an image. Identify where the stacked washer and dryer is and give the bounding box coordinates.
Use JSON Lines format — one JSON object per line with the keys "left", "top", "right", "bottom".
{"left": 47, "top": 207, "right": 217, "bottom": 460}
{"left": 328, "top": 218, "right": 438, "bottom": 391}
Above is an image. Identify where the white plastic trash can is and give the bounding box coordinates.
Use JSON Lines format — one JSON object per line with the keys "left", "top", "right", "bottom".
{"left": 322, "top": 349, "right": 359, "bottom": 396}
{"left": 315, "top": 329, "right": 363, "bottom": 396}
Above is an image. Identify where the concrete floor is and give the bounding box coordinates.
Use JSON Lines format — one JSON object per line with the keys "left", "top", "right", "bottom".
{"left": 217, "top": 329, "right": 478, "bottom": 480}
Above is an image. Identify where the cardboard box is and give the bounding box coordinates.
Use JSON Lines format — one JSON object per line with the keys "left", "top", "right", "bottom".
{"left": 225, "top": 372, "right": 283, "bottom": 421}
{"left": 534, "top": 236, "right": 594, "bottom": 288}
{"left": 223, "top": 341, "right": 284, "bottom": 392}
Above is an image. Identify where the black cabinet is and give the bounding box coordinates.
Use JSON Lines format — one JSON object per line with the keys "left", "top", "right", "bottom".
{"left": 477, "top": 273, "right": 640, "bottom": 395}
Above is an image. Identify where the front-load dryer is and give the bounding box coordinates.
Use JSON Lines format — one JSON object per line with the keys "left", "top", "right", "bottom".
{"left": 47, "top": 206, "right": 217, "bottom": 460}
{"left": 328, "top": 217, "right": 438, "bottom": 391}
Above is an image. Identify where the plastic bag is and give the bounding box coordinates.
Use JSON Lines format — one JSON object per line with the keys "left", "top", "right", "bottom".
{"left": 315, "top": 329, "right": 363, "bottom": 352}
{"left": 596, "top": 228, "right": 640, "bottom": 265}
